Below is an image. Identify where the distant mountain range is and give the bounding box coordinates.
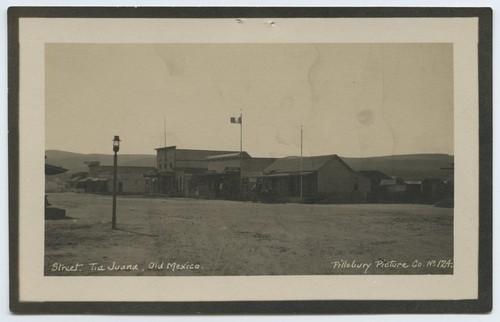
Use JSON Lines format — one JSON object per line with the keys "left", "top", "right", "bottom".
{"left": 45, "top": 150, "right": 157, "bottom": 175}
{"left": 342, "top": 154, "right": 453, "bottom": 181}
{"left": 45, "top": 150, "right": 453, "bottom": 181}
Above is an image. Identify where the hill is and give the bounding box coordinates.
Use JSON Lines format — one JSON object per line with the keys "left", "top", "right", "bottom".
{"left": 45, "top": 150, "right": 453, "bottom": 182}
{"left": 45, "top": 150, "right": 156, "bottom": 174}
{"left": 342, "top": 154, "right": 453, "bottom": 181}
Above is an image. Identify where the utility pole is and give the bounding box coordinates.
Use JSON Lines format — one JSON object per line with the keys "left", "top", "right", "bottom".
{"left": 300, "top": 125, "right": 303, "bottom": 204}
{"left": 164, "top": 116, "right": 166, "bottom": 148}
{"left": 230, "top": 109, "right": 243, "bottom": 197}
{"left": 239, "top": 108, "right": 243, "bottom": 195}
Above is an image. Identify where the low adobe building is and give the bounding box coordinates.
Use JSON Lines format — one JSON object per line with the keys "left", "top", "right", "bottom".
{"left": 202, "top": 153, "right": 276, "bottom": 199}
{"left": 259, "top": 154, "right": 371, "bottom": 203}
{"left": 84, "top": 161, "right": 155, "bottom": 194}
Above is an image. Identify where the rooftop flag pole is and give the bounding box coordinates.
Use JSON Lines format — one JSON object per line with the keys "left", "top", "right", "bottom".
{"left": 164, "top": 116, "right": 166, "bottom": 148}
{"left": 230, "top": 109, "right": 243, "bottom": 196}
{"left": 240, "top": 108, "right": 243, "bottom": 194}
{"left": 300, "top": 125, "right": 303, "bottom": 203}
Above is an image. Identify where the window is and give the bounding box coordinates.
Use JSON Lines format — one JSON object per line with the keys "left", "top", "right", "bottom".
{"left": 159, "top": 159, "right": 162, "bottom": 169}
{"left": 170, "top": 157, "right": 173, "bottom": 169}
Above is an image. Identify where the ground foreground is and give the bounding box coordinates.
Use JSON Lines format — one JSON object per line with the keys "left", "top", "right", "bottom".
{"left": 45, "top": 193, "right": 453, "bottom": 276}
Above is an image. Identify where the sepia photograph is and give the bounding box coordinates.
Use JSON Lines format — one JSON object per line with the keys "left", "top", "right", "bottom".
{"left": 8, "top": 6, "right": 491, "bottom": 314}
{"left": 44, "top": 42, "right": 455, "bottom": 276}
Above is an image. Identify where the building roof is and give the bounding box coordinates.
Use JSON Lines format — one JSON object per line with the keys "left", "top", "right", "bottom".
{"left": 207, "top": 157, "right": 276, "bottom": 174}
{"left": 208, "top": 162, "right": 233, "bottom": 174}
{"left": 263, "top": 154, "right": 353, "bottom": 174}
{"left": 380, "top": 177, "right": 406, "bottom": 186}
{"left": 359, "top": 170, "right": 391, "bottom": 180}
{"left": 85, "top": 177, "right": 107, "bottom": 182}
{"left": 174, "top": 148, "right": 241, "bottom": 161}
{"left": 86, "top": 164, "right": 156, "bottom": 171}
{"left": 45, "top": 163, "right": 68, "bottom": 175}
{"left": 155, "top": 146, "right": 240, "bottom": 160}
{"left": 243, "top": 158, "right": 277, "bottom": 172}
{"left": 260, "top": 171, "right": 314, "bottom": 178}
{"left": 155, "top": 145, "right": 177, "bottom": 151}
{"left": 206, "top": 152, "right": 251, "bottom": 160}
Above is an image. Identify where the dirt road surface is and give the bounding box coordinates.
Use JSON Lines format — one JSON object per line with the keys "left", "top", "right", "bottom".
{"left": 45, "top": 193, "right": 453, "bottom": 276}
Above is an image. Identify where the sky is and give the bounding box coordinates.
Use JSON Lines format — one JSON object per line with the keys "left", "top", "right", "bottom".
{"left": 45, "top": 43, "right": 453, "bottom": 158}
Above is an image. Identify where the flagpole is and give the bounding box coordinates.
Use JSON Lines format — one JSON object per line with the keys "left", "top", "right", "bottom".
{"left": 300, "top": 125, "right": 303, "bottom": 203}
{"left": 239, "top": 108, "right": 243, "bottom": 195}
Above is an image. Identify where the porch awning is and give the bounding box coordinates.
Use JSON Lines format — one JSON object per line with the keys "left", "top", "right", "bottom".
{"left": 85, "top": 177, "right": 107, "bottom": 182}
{"left": 143, "top": 172, "right": 158, "bottom": 178}
{"left": 157, "top": 171, "right": 175, "bottom": 177}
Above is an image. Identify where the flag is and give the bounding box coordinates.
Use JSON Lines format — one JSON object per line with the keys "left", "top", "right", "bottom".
{"left": 230, "top": 116, "right": 242, "bottom": 124}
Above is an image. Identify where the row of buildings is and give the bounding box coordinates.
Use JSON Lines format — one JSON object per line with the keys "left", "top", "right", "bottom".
{"left": 72, "top": 146, "right": 452, "bottom": 204}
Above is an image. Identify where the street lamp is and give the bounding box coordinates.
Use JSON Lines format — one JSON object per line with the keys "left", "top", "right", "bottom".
{"left": 112, "top": 135, "right": 120, "bottom": 229}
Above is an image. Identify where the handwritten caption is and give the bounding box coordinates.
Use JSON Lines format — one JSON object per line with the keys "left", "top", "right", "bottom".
{"left": 331, "top": 259, "right": 453, "bottom": 274}
{"left": 50, "top": 261, "right": 204, "bottom": 273}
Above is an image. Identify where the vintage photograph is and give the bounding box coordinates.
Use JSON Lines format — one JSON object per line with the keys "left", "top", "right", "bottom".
{"left": 44, "top": 42, "right": 455, "bottom": 276}
{"left": 10, "top": 6, "right": 492, "bottom": 313}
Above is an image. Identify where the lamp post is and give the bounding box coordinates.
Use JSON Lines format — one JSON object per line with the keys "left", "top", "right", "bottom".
{"left": 112, "top": 135, "right": 120, "bottom": 229}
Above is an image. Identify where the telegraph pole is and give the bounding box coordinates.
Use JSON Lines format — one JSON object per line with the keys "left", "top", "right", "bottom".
{"left": 239, "top": 108, "right": 243, "bottom": 194}
{"left": 230, "top": 110, "right": 244, "bottom": 197}
{"left": 164, "top": 116, "right": 166, "bottom": 147}
{"left": 300, "top": 125, "right": 303, "bottom": 203}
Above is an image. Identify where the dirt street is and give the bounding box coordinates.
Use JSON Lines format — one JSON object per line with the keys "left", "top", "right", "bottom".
{"left": 45, "top": 193, "right": 453, "bottom": 276}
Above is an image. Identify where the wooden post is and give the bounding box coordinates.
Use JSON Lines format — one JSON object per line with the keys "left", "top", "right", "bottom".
{"left": 112, "top": 150, "right": 118, "bottom": 229}
{"left": 300, "top": 125, "right": 303, "bottom": 203}
{"left": 239, "top": 109, "right": 243, "bottom": 196}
